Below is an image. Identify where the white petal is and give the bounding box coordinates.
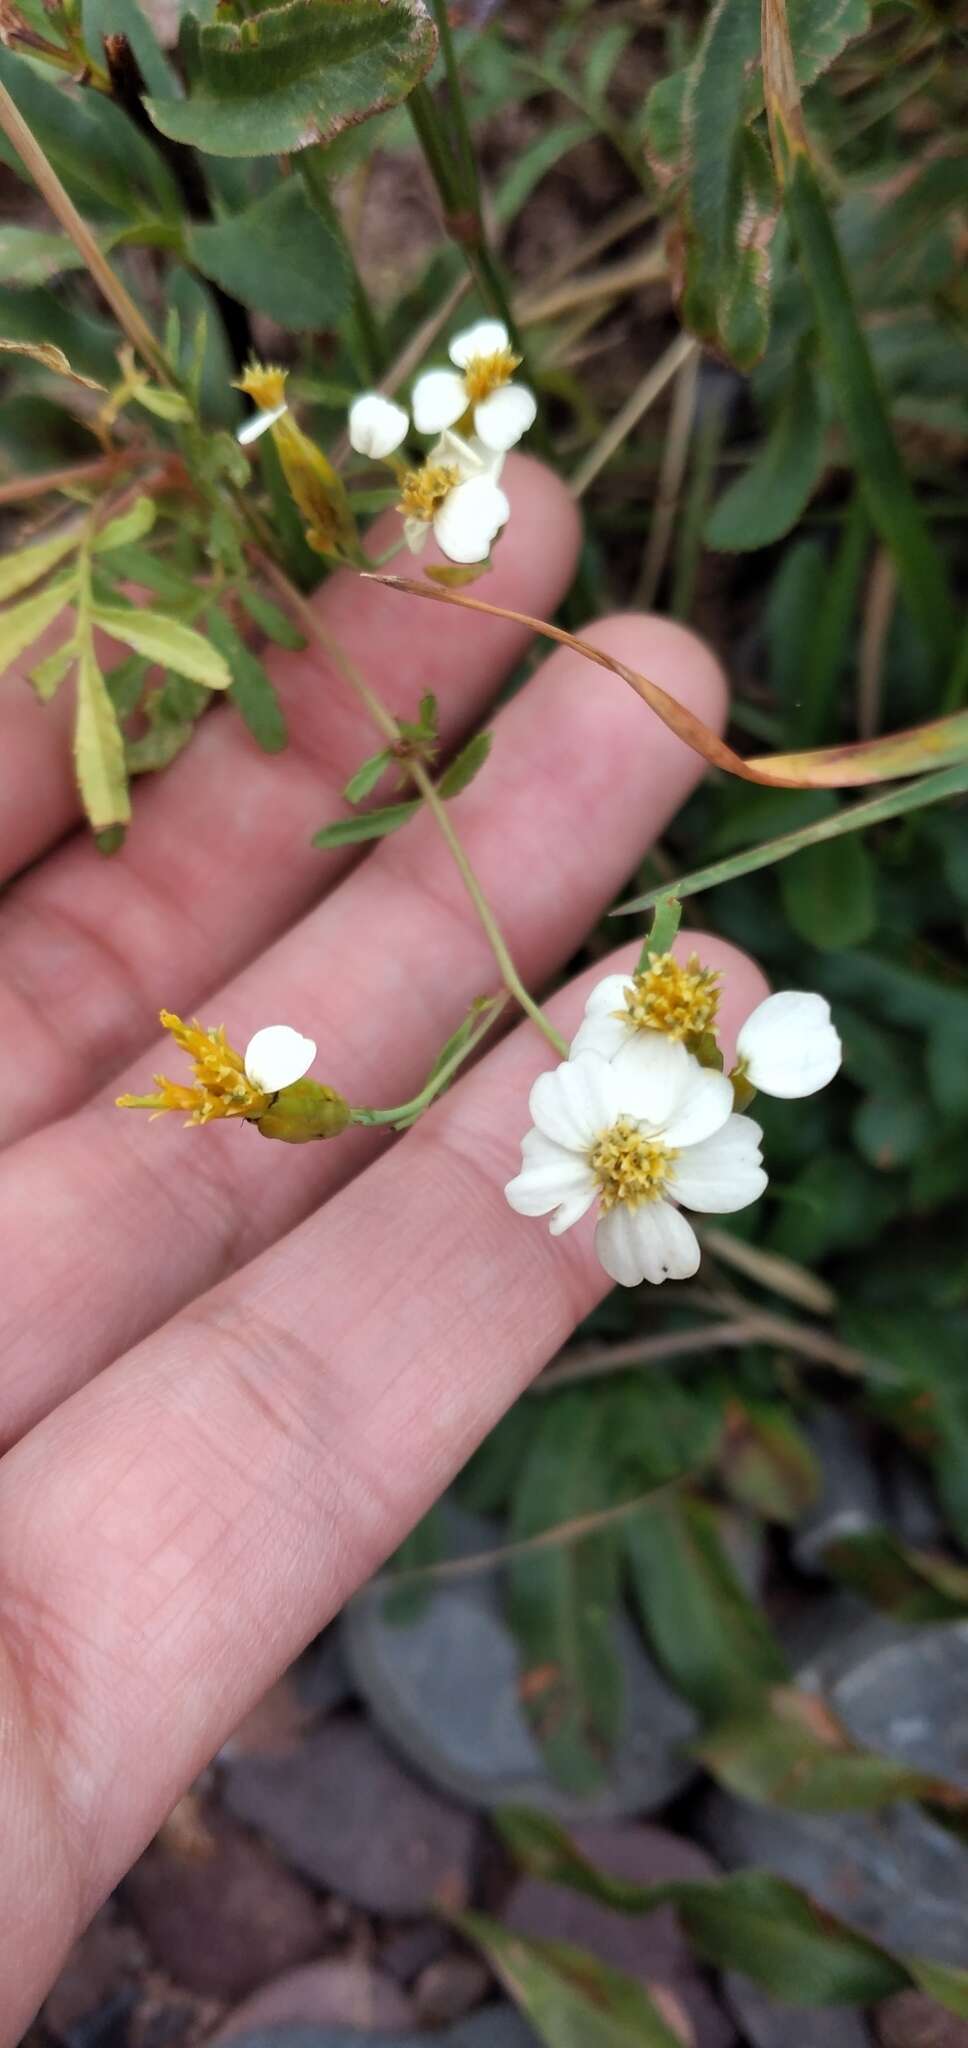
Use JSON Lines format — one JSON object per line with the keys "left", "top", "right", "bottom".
{"left": 348, "top": 392, "right": 409, "bottom": 459}
{"left": 403, "top": 515, "right": 429, "bottom": 554}
{"left": 570, "top": 1011, "right": 631, "bottom": 1062}
{"left": 583, "top": 972, "right": 633, "bottom": 1018}
{"left": 432, "top": 475, "right": 509, "bottom": 564}
{"left": 505, "top": 1139, "right": 595, "bottom": 1224}
{"left": 244, "top": 1025, "right": 316, "bottom": 1093}
{"left": 669, "top": 1113, "right": 767, "bottom": 1214}
{"left": 237, "top": 400, "right": 287, "bottom": 446}
{"left": 474, "top": 382, "right": 537, "bottom": 452}
{"left": 529, "top": 1055, "right": 624, "bottom": 1152}
{"left": 661, "top": 1062, "right": 734, "bottom": 1150}
{"left": 449, "top": 319, "right": 509, "bottom": 368}
{"left": 429, "top": 427, "right": 485, "bottom": 478}
{"left": 609, "top": 1032, "right": 691, "bottom": 1130}
{"left": 412, "top": 369, "right": 467, "bottom": 435}
{"left": 737, "top": 990, "right": 842, "bottom": 1099}
{"left": 595, "top": 1200, "right": 700, "bottom": 1287}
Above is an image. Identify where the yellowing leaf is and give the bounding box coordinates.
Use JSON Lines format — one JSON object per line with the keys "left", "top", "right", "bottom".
{"left": 91, "top": 605, "right": 232, "bottom": 688}
{"left": 30, "top": 639, "right": 77, "bottom": 702}
{"left": 0, "top": 577, "right": 76, "bottom": 679}
{"left": 0, "top": 336, "right": 106, "bottom": 389}
{"left": 0, "top": 525, "right": 80, "bottom": 603}
{"left": 74, "top": 638, "right": 131, "bottom": 832}
{"left": 93, "top": 497, "right": 158, "bottom": 554}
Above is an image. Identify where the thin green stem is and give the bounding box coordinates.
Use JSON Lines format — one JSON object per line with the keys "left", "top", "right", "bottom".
{"left": 353, "top": 993, "right": 508, "bottom": 1127}
{"left": 258, "top": 554, "right": 568, "bottom": 1058}
{"left": 429, "top": 0, "right": 480, "bottom": 207}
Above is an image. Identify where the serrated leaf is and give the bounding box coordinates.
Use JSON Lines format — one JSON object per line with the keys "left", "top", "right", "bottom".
{"left": 438, "top": 730, "right": 492, "bottom": 801}
{"left": 238, "top": 584, "right": 306, "bottom": 649}
{"left": 457, "top": 1913, "right": 686, "bottom": 2048}
{"left": 312, "top": 797, "right": 420, "bottom": 847}
{"left": 146, "top": 0, "right": 437, "bottom": 159}
{"left": 0, "top": 226, "right": 85, "bottom": 288}
{"left": 706, "top": 353, "right": 823, "bottom": 549}
{"left": 626, "top": 1493, "right": 788, "bottom": 1719}
{"left": 205, "top": 606, "right": 287, "bottom": 751}
{"left": 0, "top": 525, "right": 79, "bottom": 602}
{"left": 74, "top": 637, "right": 130, "bottom": 831}
{"left": 93, "top": 498, "right": 158, "bottom": 555}
{"left": 0, "top": 576, "right": 75, "bottom": 678}
{"left": 344, "top": 748, "right": 392, "bottom": 802}
{"left": 91, "top": 605, "right": 232, "bottom": 688}
{"left": 187, "top": 177, "right": 350, "bottom": 329}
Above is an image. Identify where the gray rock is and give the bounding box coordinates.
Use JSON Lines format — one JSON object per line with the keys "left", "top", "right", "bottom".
{"left": 210, "top": 1961, "right": 416, "bottom": 2042}
{"left": 793, "top": 1410, "right": 886, "bottom": 1574}
{"left": 413, "top": 1954, "right": 492, "bottom": 2027}
{"left": 345, "top": 1567, "right": 697, "bottom": 1819}
{"left": 223, "top": 1713, "right": 477, "bottom": 1917}
{"left": 830, "top": 1623, "right": 968, "bottom": 1790}
{"left": 503, "top": 1821, "right": 734, "bottom": 2048}
{"left": 697, "top": 1790, "right": 968, "bottom": 1968}
{"left": 448, "top": 2011, "right": 540, "bottom": 2047}
{"left": 296, "top": 1625, "right": 355, "bottom": 1719}
{"left": 219, "top": 2014, "right": 539, "bottom": 2048}
{"left": 724, "top": 1973, "right": 872, "bottom": 2047}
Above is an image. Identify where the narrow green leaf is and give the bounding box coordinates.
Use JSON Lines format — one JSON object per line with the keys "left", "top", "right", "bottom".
{"left": 93, "top": 497, "right": 158, "bottom": 556}
{"left": 719, "top": 1400, "right": 821, "bottom": 1525}
{"left": 705, "top": 355, "right": 823, "bottom": 550}
{"left": 146, "top": 0, "right": 438, "bottom": 159}
{"left": 615, "top": 761, "right": 968, "bottom": 914}
{"left": 437, "top": 730, "right": 492, "bottom": 800}
{"left": 312, "top": 798, "right": 420, "bottom": 846}
{"left": 74, "top": 636, "right": 130, "bottom": 832}
{"left": 0, "top": 226, "right": 85, "bottom": 288}
{"left": 785, "top": 151, "right": 956, "bottom": 671}
{"left": 457, "top": 1913, "right": 685, "bottom": 2048}
{"left": 238, "top": 584, "right": 306, "bottom": 650}
{"left": 626, "top": 1494, "right": 788, "bottom": 1719}
{"left": 822, "top": 1526, "right": 968, "bottom": 1623}
{"left": 187, "top": 177, "right": 350, "bottom": 330}
{"left": 637, "top": 894, "right": 681, "bottom": 968}
{"left": 131, "top": 385, "right": 194, "bottom": 422}
{"left": 91, "top": 605, "right": 232, "bottom": 689}
{"left": 30, "top": 638, "right": 76, "bottom": 702}
{"left": 780, "top": 835, "right": 877, "bottom": 949}
{"left": 125, "top": 719, "right": 195, "bottom": 773}
{"left": 0, "top": 576, "right": 75, "bottom": 678}
{"left": 344, "top": 748, "right": 392, "bottom": 802}
{"left": 0, "top": 525, "right": 79, "bottom": 603}
{"left": 205, "top": 606, "right": 287, "bottom": 751}
{"left": 106, "top": 654, "right": 150, "bottom": 719}
{"left": 99, "top": 545, "right": 192, "bottom": 603}
{"left": 696, "top": 1683, "right": 964, "bottom": 1811}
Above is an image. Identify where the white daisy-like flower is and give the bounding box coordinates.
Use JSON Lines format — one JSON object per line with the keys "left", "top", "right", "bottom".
{"left": 505, "top": 1036, "right": 767, "bottom": 1287}
{"left": 244, "top": 1025, "right": 317, "bottom": 1094}
{"left": 399, "top": 429, "right": 510, "bottom": 565}
{"left": 734, "top": 991, "right": 842, "bottom": 1099}
{"left": 571, "top": 953, "right": 721, "bottom": 1064}
{"left": 348, "top": 392, "right": 410, "bottom": 460}
{"left": 412, "top": 319, "right": 537, "bottom": 454}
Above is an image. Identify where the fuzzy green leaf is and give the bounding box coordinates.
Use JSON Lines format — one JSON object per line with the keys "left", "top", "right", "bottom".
{"left": 187, "top": 177, "right": 350, "bottom": 329}
{"left": 146, "top": 0, "right": 437, "bottom": 159}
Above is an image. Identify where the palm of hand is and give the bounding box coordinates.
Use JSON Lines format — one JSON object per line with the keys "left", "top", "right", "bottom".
{"left": 0, "top": 456, "right": 762, "bottom": 2037}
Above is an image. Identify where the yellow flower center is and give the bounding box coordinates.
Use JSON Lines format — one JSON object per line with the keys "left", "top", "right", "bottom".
{"left": 116, "top": 1011, "right": 269, "bottom": 1125}
{"left": 463, "top": 347, "right": 520, "bottom": 404}
{"left": 235, "top": 362, "right": 288, "bottom": 411}
{"left": 399, "top": 460, "right": 459, "bottom": 522}
{"left": 619, "top": 952, "right": 720, "bottom": 1045}
{"left": 590, "top": 1119, "right": 676, "bottom": 1211}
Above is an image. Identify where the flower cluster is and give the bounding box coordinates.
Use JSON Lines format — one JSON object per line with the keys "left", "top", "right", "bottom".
{"left": 506, "top": 959, "right": 842, "bottom": 1288}
{"left": 348, "top": 319, "right": 537, "bottom": 567}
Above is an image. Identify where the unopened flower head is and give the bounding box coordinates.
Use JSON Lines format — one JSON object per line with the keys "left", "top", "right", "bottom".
{"left": 412, "top": 320, "right": 537, "bottom": 454}
{"left": 733, "top": 991, "right": 842, "bottom": 1099}
{"left": 505, "top": 1035, "right": 766, "bottom": 1287}
{"left": 348, "top": 391, "right": 409, "bottom": 460}
{"left": 398, "top": 429, "right": 510, "bottom": 565}
{"left": 572, "top": 953, "right": 721, "bottom": 1063}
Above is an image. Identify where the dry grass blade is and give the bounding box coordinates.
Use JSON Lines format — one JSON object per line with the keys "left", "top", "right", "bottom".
{"left": 570, "top": 331, "right": 697, "bottom": 497}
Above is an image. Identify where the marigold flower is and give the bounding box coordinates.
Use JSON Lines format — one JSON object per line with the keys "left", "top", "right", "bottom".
{"left": 398, "top": 429, "right": 510, "bottom": 564}
{"left": 412, "top": 320, "right": 537, "bottom": 453}
{"left": 505, "top": 1037, "right": 766, "bottom": 1287}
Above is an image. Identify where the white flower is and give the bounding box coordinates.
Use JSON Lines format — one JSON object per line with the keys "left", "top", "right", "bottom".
{"left": 505, "top": 1036, "right": 767, "bottom": 1287}
{"left": 412, "top": 319, "right": 537, "bottom": 453}
{"left": 348, "top": 391, "right": 409, "bottom": 460}
{"left": 571, "top": 954, "right": 721, "bottom": 1063}
{"left": 399, "top": 429, "right": 510, "bottom": 566}
{"left": 735, "top": 991, "right": 842, "bottom": 1099}
{"left": 244, "top": 1025, "right": 317, "bottom": 1094}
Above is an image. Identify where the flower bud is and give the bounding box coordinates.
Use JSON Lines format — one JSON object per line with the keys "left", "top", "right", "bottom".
{"left": 255, "top": 1079, "right": 351, "bottom": 1144}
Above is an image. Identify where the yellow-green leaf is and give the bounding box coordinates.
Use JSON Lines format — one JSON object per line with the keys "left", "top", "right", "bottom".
{"left": 0, "top": 525, "right": 79, "bottom": 603}
{"left": 0, "top": 577, "right": 76, "bottom": 679}
{"left": 91, "top": 605, "right": 232, "bottom": 689}
{"left": 74, "top": 638, "right": 131, "bottom": 832}
{"left": 93, "top": 498, "right": 158, "bottom": 554}
{"left": 30, "top": 638, "right": 77, "bottom": 702}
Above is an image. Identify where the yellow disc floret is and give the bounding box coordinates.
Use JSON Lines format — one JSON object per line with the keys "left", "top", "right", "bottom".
{"left": 235, "top": 362, "right": 288, "bottom": 412}
{"left": 590, "top": 1119, "right": 676, "bottom": 1211}
{"left": 398, "top": 460, "right": 460, "bottom": 522}
{"left": 618, "top": 952, "right": 720, "bottom": 1046}
{"left": 463, "top": 347, "right": 521, "bottom": 405}
{"left": 116, "top": 1011, "right": 270, "bottom": 1125}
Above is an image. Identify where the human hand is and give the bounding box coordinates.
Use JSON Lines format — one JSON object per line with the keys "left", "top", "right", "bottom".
{"left": 0, "top": 454, "right": 764, "bottom": 2038}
